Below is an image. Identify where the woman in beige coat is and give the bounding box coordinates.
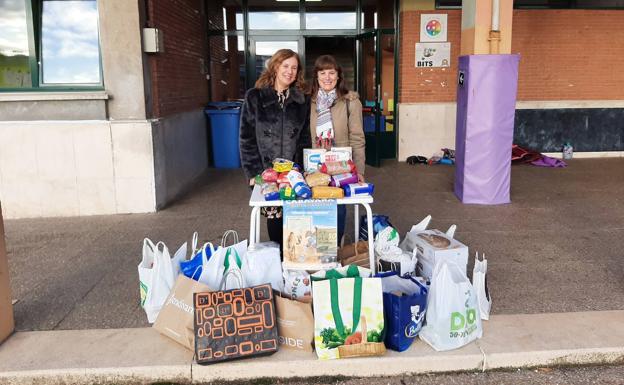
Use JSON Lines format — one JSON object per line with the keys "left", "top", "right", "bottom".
{"left": 309, "top": 54, "right": 366, "bottom": 244}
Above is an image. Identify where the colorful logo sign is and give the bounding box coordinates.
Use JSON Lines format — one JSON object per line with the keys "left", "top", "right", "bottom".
{"left": 425, "top": 19, "right": 442, "bottom": 37}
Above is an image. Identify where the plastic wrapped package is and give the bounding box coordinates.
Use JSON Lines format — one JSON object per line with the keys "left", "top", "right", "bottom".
{"left": 312, "top": 186, "right": 344, "bottom": 199}
{"left": 261, "top": 182, "right": 280, "bottom": 201}
{"left": 277, "top": 172, "right": 290, "bottom": 185}
{"left": 305, "top": 171, "right": 331, "bottom": 187}
{"left": 283, "top": 269, "right": 312, "bottom": 299}
{"left": 344, "top": 182, "right": 375, "bottom": 197}
{"left": 280, "top": 186, "right": 297, "bottom": 200}
{"left": 262, "top": 168, "right": 278, "bottom": 183}
{"left": 286, "top": 170, "right": 312, "bottom": 198}
{"left": 319, "top": 160, "right": 356, "bottom": 175}
{"left": 273, "top": 158, "right": 294, "bottom": 173}
{"left": 329, "top": 173, "right": 358, "bottom": 187}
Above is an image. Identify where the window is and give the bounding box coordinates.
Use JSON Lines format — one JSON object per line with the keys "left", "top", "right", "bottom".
{"left": 0, "top": 0, "right": 102, "bottom": 90}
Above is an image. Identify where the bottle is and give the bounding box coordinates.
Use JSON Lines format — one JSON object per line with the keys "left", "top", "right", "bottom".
{"left": 563, "top": 142, "right": 573, "bottom": 160}
{"left": 286, "top": 170, "right": 312, "bottom": 199}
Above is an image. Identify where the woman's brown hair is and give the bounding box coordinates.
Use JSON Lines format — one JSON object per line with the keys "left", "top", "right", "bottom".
{"left": 255, "top": 49, "right": 306, "bottom": 91}
{"left": 308, "top": 55, "right": 349, "bottom": 100}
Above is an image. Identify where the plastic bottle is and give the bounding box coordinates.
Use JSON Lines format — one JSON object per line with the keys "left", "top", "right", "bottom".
{"left": 563, "top": 142, "right": 573, "bottom": 160}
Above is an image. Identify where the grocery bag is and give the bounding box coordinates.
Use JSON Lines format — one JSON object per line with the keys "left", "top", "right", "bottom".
{"left": 138, "top": 238, "right": 185, "bottom": 323}
{"left": 419, "top": 260, "right": 483, "bottom": 351}
{"left": 243, "top": 242, "right": 284, "bottom": 291}
{"left": 472, "top": 252, "right": 491, "bottom": 320}
{"left": 338, "top": 240, "right": 370, "bottom": 268}
{"left": 274, "top": 291, "right": 314, "bottom": 352}
{"left": 193, "top": 284, "right": 278, "bottom": 364}
{"left": 376, "top": 272, "right": 428, "bottom": 352}
{"left": 198, "top": 230, "right": 247, "bottom": 290}
{"left": 312, "top": 267, "right": 385, "bottom": 360}
{"left": 153, "top": 274, "right": 211, "bottom": 350}
{"left": 180, "top": 232, "right": 218, "bottom": 281}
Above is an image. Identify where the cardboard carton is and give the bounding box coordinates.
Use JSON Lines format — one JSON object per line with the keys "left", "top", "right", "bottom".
{"left": 410, "top": 229, "right": 468, "bottom": 280}
{"left": 0, "top": 203, "right": 14, "bottom": 344}
{"left": 303, "top": 148, "right": 326, "bottom": 172}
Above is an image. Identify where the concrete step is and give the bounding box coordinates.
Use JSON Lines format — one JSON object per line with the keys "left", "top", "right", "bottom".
{"left": 0, "top": 310, "right": 623, "bottom": 384}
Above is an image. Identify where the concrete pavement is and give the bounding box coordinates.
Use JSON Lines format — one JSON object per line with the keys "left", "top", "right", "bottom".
{"left": 4, "top": 159, "right": 624, "bottom": 331}
{"left": 0, "top": 310, "right": 623, "bottom": 384}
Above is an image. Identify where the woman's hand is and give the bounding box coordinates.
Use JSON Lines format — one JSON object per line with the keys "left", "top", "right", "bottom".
{"left": 249, "top": 177, "right": 255, "bottom": 186}
{"left": 357, "top": 173, "right": 365, "bottom": 183}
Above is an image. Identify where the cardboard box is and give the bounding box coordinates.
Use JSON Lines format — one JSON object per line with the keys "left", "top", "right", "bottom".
{"left": 330, "top": 146, "right": 352, "bottom": 160}
{"left": 411, "top": 229, "right": 468, "bottom": 280}
{"left": 0, "top": 203, "right": 14, "bottom": 344}
{"left": 323, "top": 150, "right": 350, "bottom": 163}
{"left": 303, "top": 148, "right": 326, "bottom": 172}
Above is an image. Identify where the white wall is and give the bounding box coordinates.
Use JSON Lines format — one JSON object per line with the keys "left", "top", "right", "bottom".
{"left": 0, "top": 121, "right": 155, "bottom": 218}
{"left": 398, "top": 102, "right": 457, "bottom": 161}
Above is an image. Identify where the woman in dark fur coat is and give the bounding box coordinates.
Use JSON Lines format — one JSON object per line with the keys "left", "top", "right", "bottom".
{"left": 239, "top": 49, "right": 311, "bottom": 246}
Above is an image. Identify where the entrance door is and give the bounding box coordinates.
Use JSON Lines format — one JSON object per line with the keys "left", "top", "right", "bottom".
{"left": 357, "top": 30, "right": 397, "bottom": 167}
{"left": 248, "top": 37, "right": 303, "bottom": 88}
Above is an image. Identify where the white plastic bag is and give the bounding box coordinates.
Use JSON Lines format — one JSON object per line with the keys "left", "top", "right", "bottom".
{"left": 419, "top": 260, "right": 483, "bottom": 351}
{"left": 243, "top": 241, "right": 284, "bottom": 291}
{"left": 220, "top": 247, "right": 247, "bottom": 290}
{"left": 138, "top": 239, "right": 176, "bottom": 323}
{"left": 198, "top": 230, "right": 247, "bottom": 290}
{"left": 472, "top": 252, "right": 491, "bottom": 320}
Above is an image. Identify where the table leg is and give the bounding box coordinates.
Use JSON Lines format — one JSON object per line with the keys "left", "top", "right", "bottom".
{"left": 354, "top": 204, "right": 360, "bottom": 242}
{"left": 255, "top": 207, "right": 261, "bottom": 243}
{"left": 363, "top": 203, "right": 375, "bottom": 274}
{"left": 249, "top": 206, "right": 260, "bottom": 246}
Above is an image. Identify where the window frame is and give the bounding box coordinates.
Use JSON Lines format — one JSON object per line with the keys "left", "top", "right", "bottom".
{"left": 435, "top": 1, "right": 624, "bottom": 9}
{"left": 0, "top": 0, "right": 104, "bottom": 92}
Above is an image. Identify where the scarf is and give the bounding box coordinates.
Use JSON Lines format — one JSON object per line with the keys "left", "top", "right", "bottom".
{"left": 315, "top": 89, "right": 337, "bottom": 149}
{"left": 276, "top": 88, "right": 289, "bottom": 109}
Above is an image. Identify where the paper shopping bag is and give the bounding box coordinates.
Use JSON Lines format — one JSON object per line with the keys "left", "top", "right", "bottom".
{"left": 274, "top": 292, "right": 314, "bottom": 352}
{"left": 193, "top": 284, "right": 278, "bottom": 364}
{"left": 153, "top": 275, "right": 211, "bottom": 350}
{"left": 312, "top": 276, "right": 385, "bottom": 360}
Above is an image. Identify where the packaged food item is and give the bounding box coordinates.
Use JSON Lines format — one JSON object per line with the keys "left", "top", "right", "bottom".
{"left": 312, "top": 186, "right": 344, "bottom": 199}
{"left": 344, "top": 182, "right": 375, "bottom": 197}
{"left": 286, "top": 170, "right": 312, "bottom": 199}
{"left": 303, "top": 149, "right": 326, "bottom": 172}
{"left": 283, "top": 269, "right": 312, "bottom": 299}
{"left": 330, "top": 147, "right": 353, "bottom": 160}
{"left": 323, "top": 150, "right": 351, "bottom": 163}
{"left": 261, "top": 182, "right": 280, "bottom": 201}
{"left": 262, "top": 168, "right": 278, "bottom": 183}
{"left": 305, "top": 171, "right": 331, "bottom": 187}
{"left": 254, "top": 174, "right": 263, "bottom": 185}
{"left": 273, "top": 158, "right": 294, "bottom": 173}
{"left": 278, "top": 182, "right": 290, "bottom": 189}
{"left": 329, "top": 172, "right": 358, "bottom": 187}
{"left": 277, "top": 172, "right": 290, "bottom": 185}
{"left": 280, "top": 186, "right": 297, "bottom": 200}
{"left": 319, "top": 160, "right": 356, "bottom": 175}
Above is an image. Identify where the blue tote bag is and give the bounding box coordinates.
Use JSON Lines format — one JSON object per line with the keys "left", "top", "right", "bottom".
{"left": 376, "top": 271, "right": 428, "bottom": 352}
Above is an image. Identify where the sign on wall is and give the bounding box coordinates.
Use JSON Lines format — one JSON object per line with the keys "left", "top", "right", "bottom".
{"left": 415, "top": 42, "right": 451, "bottom": 68}
{"left": 420, "top": 14, "right": 448, "bottom": 43}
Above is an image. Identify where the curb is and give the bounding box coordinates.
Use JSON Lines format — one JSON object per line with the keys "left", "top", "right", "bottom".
{"left": 0, "top": 311, "right": 623, "bottom": 384}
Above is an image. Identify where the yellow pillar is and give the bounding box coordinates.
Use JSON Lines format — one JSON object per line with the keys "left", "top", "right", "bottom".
{"left": 0, "top": 203, "right": 14, "bottom": 344}
{"left": 460, "top": 0, "right": 514, "bottom": 55}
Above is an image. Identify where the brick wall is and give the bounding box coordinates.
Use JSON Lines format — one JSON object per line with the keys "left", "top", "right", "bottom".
{"left": 400, "top": 9, "right": 624, "bottom": 103}
{"left": 147, "top": 0, "right": 209, "bottom": 118}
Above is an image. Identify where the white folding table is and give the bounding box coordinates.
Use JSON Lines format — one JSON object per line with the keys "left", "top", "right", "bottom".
{"left": 248, "top": 185, "right": 376, "bottom": 273}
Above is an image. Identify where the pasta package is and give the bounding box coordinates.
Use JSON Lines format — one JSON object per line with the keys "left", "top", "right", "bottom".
{"left": 262, "top": 168, "right": 278, "bottom": 183}
{"left": 280, "top": 186, "right": 297, "bottom": 200}
{"left": 312, "top": 186, "right": 344, "bottom": 199}
{"left": 329, "top": 173, "right": 358, "bottom": 187}
{"left": 305, "top": 171, "right": 331, "bottom": 187}
{"left": 262, "top": 182, "right": 280, "bottom": 201}
{"left": 319, "top": 160, "right": 356, "bottom": 176}
{"left": 273, "top": 158, "right": 294, "bottom": 173}
{"left": 277, "top": 172, "right": 290, "bottom": 185}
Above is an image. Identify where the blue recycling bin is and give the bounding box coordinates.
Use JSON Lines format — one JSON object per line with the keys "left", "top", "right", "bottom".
{"left": 205, "top": 101, "right": 242, "bottom": 168}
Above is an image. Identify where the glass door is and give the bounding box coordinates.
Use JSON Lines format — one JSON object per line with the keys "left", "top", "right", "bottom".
{"left": 248, "top": 37, "right": 303, "bottom": 88}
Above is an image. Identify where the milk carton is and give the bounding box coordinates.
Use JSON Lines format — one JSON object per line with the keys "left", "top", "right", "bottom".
{"left": 303, "top": 149, "right": 326, "bottom": 172}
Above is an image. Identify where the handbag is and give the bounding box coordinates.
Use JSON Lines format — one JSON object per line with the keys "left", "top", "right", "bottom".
{"left": 193, "top": 283, "right": 278, "bottom": 364}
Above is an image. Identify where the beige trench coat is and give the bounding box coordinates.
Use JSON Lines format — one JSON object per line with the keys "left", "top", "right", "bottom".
{"left": 310, "top": 91, "right": 366, "bottom": 175}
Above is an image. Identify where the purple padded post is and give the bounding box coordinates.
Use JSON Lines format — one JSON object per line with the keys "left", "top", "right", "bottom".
{"left": 454, "top": 54, "right": 520, "bottom": 205}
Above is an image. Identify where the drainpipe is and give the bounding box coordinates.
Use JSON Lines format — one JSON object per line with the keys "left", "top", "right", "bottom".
{"left": 489, "top": 0, "right": 500, "bottom": 54}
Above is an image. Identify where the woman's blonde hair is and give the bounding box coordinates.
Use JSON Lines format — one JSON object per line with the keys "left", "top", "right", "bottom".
{"left": 255, "top": 49, "right": 306, "bottom": 91}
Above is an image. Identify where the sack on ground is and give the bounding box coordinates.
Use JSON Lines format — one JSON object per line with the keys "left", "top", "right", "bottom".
{"left": 197, "top": 230, "right": 247, "bottom": 290}
{"left": 312, "top": 267, "right": 385, "bottom": 360}
{"left": 180, "top": 232, "right": 217, "bottom": 281}
{"left": 193, "top": 284, "right": 278, "bottom": 364}
{"left": 138, "top": 238, "right": 185, "bottom": 323}
{"left": 377, "top": 271, "right": 428, "bottom": 352}
{"left": 274, "top": 291, "right": 314, "bottom": 352}
{"left": 472, "top": 252, "right": 491, "bottom": 320}
{"left": 153, "top": 274, "right": 211, "bottom": 350}
{"left": 419, "top": 261, "right": 483, "bottom": 351}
